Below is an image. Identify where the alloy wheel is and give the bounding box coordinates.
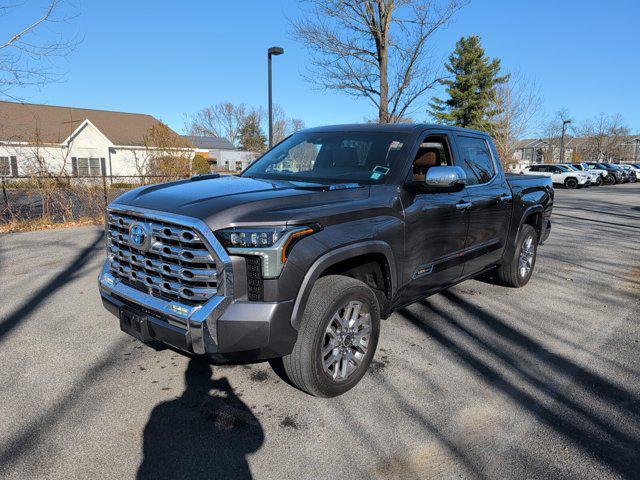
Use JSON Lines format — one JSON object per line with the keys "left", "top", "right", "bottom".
{"left": 321, "top": 300, "right": 372, "bottom": 382}
{"left": 519, "top": 235, "right": 535, "bottom": 278}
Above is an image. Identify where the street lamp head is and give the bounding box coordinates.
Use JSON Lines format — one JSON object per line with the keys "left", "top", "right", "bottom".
{"left": 268, "top": 46, "right": 284, "bottom": 57}
{"left": 563, "top": 119, "right": 572, "bottom": 125}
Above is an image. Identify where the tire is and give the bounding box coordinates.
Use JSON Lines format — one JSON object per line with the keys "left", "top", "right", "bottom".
{"left": 564, "top": 177, "right": 578, "bottom": 189}
{"left": 604, "top": 175, "right": 615, "bottom": 185}
{"left": 281, "top": 275, "right": 380, "bottom": 397}
{"left": 497, "top": 224, "right": 538, "bottom": 288}
{"left": 593, "top": 176, "right": 602, "bottom": 186}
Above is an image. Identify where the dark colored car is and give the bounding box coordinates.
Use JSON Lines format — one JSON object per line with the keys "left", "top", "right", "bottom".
{"left": 585, "top": 162, "right": 623, "bottom": 184}
{"left": 99, "top": 124, "right": 553, "bottom": 397}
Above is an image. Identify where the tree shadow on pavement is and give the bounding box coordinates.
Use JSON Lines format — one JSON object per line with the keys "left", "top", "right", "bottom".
{"left": 398, "top": 291, "right": 640, "bottom": 479}
{"left": 0, "top": 229, "right": 104, "bottom": 343}
{"left": 137, "top": 359, "right": 264, "bottom": 480}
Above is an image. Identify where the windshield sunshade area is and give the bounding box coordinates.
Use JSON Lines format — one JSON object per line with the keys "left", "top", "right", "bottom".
{"left": 242, "top": 131, "right": 411, "bottom": 184}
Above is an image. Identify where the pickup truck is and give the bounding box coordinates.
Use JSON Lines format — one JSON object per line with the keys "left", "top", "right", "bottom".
{"left": 99, "top": 124, "right": 553, "bottom": 397}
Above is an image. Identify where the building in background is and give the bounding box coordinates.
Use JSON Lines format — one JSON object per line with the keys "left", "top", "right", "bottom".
{"left": 511, "top": 136, "right": 640, "bottom": 170}
{"left": 183, "top": 135, "right": 259, "bottom": 172}
{"left": 0, "top": 101, "right": 196, "bottom": 179}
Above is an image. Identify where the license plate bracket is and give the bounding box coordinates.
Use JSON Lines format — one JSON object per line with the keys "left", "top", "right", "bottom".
{"left": 119, "top": 307, "right": 153, "bottom": 343}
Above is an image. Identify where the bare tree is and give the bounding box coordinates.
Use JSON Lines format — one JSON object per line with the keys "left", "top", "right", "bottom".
{"left": 292, "top": 0, "right": 467, "bottom": 123}
{"left": 272, "top": 104, "right": 305, "bottom": 144}
{"left": 131, "top": 123, "right": 193, "bottom": 181}
{"left": 186, "top": 102, "right": 248, "bottom": 146}
{"left": 577, "top": 113, "right": 629, "bottom": 162}
{"left": 491, "top": 71, "right": 542, "bottom": 164}
{"left": 538, "top": 109, "right": 572, "bottom": 163}
{"left": 0, "top": 0, "right": 79, "bottom": 98}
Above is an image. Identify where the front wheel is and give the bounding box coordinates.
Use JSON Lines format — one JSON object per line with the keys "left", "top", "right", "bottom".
{"left": 281, "top": 275, "right": 381, "bottom": 397}
{"left": 564, "top": 178, "right": 578, "bottom": 189}
{"left": 497, "top": 224, "right": 538, "bottom": 288}
{"left": 604, "top": 175, "right": 615, "bottom": 185}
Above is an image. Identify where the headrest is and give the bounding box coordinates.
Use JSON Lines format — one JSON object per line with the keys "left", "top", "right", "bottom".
{"left": 314, "top": 145, "right": 359, "bottom": 171}
{"left": 414, "top": 149, "right": 438, "bottom": 168}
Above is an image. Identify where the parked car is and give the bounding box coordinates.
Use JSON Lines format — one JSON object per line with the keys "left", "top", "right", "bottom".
{"left": 98, "top": 124, "right": 553, "bottom": 397}
{"left": 616, "top": 164, "right": 637, "bottom": 183}
{"left": 522, "top": 164, "right": 590, "bottom": 189}
{"left": 585, "top": 162, "right": 623, "bottom": 184}
{"left": 568, "top": 163, "right": 607, "bottom": 186}
{"left": 561, "top": 164, "right": 601, "bottom": 186}
{"left": 607, "top": 164, "right": 632, "bottom": 183}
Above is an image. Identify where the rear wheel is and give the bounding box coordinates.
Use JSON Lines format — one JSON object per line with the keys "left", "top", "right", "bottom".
{"left": 604, "top": 175, "right": 615, "bottom": 185}
{"left": 564, "top": 177, "right": 578, "bottom": 189}
{"left": 281, "top": 275, "right": 380, "bottom": 397}
{"left": 593, "top": 176, "right": 602, "bottom": 186}
{"left": 497, "top": 224, "right": 538, "bottom": 288}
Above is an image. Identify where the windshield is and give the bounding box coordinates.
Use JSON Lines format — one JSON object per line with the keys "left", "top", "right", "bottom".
{"left": 242, "top": 131, "right": 411, "bottom": 184}
{"left": 557, "top": 165, "right": 571, "bottom": 172}
{"left": 564, "top": 165, "right": 579, "bottom": 171}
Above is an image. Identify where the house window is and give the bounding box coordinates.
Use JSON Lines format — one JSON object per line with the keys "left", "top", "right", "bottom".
{"left": 235, "top": 161, "right": 243, "bottom": 171}
{"left": 0, "top": 156, "right": 17, "bottom": 177}
{"left": 0, "top": 157, "right": 10, "bottom": 176}
{"left": 77, "top": 157, "right": 102, "bottom": 177}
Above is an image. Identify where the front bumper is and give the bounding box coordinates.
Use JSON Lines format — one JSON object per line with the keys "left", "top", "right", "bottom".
{"left": 100, "top": 269, "right": 297, "bottom": 360}
{"left": 99, "top": 203, "right": 299, "bottom": 361}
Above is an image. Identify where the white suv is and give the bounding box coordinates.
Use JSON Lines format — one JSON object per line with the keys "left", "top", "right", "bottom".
{"left": 562, "top": 164, "right": 602, "bottom": 186}
{"left": 522, "top": 164, "right": 590, "bottom": 189}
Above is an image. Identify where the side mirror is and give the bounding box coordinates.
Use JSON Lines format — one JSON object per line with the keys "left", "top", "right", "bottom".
{"left": 408, "top": 166, "right": 467, "bottom": 193}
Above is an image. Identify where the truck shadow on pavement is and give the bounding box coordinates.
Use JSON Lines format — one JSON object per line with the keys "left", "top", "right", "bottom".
{"left": 399, "top": 291, "right": 640, "bottom": 479}
{"left": 137, "top": 359, "right": 264, "bottom": 480}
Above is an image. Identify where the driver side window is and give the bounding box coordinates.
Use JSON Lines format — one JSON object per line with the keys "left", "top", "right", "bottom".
{"left": 411, "top": 136, "right": 452, "bottom": 182}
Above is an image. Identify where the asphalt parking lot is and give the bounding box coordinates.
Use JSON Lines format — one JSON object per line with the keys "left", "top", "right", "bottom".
{"left": 1, "top": 183, "right": 639, "bottom": 480}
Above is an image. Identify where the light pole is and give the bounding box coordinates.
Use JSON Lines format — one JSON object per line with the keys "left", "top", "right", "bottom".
{"left": 559, "top": 119, "right": 571, "bottom": 163}
{"left": 268, "top": 46, "right": 284, "bottom": 148}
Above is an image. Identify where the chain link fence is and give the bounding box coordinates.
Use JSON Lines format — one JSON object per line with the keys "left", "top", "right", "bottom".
{"left": 0, "top": 173, "right": 197, "bottom": 229}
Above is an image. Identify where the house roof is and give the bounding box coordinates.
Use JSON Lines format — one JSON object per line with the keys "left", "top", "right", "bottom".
{"left": 0, "top": 100, "right": 181, "bottom": 146}
{"left": 515, "top": 135, "right": 640, "bottom": 150}
{"left": 182, "top": 135, "right": 235, "bottom": 150}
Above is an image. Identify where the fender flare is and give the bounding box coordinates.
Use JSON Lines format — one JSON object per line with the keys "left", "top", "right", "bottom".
{"left": 505, "top": 205, "right": 544, "bottom": 260}
{"left": 290, "top": 241, "right": 397, "bottom": 330}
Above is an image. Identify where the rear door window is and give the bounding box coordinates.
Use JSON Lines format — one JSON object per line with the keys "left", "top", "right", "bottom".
{"left": 455, "top": 136, "right": 496, "bottom": 185}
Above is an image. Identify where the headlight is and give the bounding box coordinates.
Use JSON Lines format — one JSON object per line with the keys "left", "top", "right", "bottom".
{"left": 215, "top": 225, "right": 319, "bottom": 278}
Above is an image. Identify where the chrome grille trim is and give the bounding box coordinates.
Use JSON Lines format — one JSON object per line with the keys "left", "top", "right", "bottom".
{"left": 106, "top": 211, "right": 218, "bottom": 304}
{"left": 101, "top": 203, "right": 234, "bottom": 355}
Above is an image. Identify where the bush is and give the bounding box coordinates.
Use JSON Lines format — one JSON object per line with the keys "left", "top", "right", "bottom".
{"left": 192, "top": 155, "right": 211, "bottom": 175}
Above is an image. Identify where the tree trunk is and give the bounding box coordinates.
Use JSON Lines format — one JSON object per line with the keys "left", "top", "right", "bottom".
{"left": 379, "top": 43, "right": 389, "bottom": 123}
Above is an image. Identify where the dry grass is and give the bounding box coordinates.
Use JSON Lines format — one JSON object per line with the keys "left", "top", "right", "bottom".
{"left": 0, "top": 216, "right": 103, "bottom": 234}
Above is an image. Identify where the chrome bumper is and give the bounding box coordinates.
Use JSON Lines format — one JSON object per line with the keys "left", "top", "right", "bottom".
{"left": 100, "top": 265, "right": 228, "bottom": 354}
{"left": 99, "top": 203, "right": 234, "bottom": 354}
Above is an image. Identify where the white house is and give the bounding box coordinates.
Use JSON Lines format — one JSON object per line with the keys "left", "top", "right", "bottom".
{"left": 183, "top": 135, "right": 260, "bottom": 172}
{"left": 0, "top": 101, "right": 196, "bottom": 179}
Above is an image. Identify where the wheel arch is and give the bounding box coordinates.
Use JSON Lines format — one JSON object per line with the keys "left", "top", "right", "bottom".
{"left": 290, "top": 241, "right": 397, "bottom": 330}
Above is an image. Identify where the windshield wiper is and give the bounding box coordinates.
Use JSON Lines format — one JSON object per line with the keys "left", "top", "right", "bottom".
{"left": 290, "top": 182, "right": 362, "bottom": 191}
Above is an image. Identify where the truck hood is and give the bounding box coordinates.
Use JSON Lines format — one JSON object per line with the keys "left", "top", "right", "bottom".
{"left": 112, "top": 175, "right": 373, "bottom": 230}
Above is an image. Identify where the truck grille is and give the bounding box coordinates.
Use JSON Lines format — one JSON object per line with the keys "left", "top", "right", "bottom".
{"left": 107, "top": 211, "right": 218, "bottom": 305}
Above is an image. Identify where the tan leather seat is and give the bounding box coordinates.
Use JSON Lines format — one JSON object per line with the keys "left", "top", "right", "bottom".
{"left": 413, "top": 149, "right": 438, "bottom": 181}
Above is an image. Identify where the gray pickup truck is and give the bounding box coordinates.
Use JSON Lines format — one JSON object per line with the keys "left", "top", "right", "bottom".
{"left": 99, "top": 124, "right": 553, "bottom": 397}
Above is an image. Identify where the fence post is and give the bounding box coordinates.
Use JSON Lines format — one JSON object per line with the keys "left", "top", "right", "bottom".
{"left": 1, "top": 176, "right": 8, "bottom": 208}
{"left": 102, "top": 170, "right": 108, "bottom": 210}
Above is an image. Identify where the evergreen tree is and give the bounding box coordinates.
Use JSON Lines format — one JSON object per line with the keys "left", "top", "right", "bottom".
{"left": 430, "top": 36, "right": 509, "bottom": 132}
{"left": 238, "top": 113, "right": 267, "bottom": 152}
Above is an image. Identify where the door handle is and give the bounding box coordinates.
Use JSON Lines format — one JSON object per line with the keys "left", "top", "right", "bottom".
{"left": 497, "top": 193, "right": 513, "bottom": 203}
{"left": 456, "top": 201, "right": 473, "bottom": 210}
